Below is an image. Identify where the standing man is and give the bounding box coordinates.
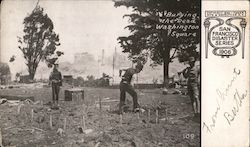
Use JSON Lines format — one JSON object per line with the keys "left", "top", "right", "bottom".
{"left": 183, "top": 57, "right": 200, "bottom": 118}
{"left": 119, "top": 62, "right": 143, "bottom": 114}
{"left": 49, "top": 64, "right": 62, "bottom": 108}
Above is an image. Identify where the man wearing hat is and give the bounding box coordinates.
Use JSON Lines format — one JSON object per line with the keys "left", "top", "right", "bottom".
{"left": 49, "top": 64, "right": 62, "bottom": 108}
{"left": 119, "top": 61, "right": 143, "bottom": 114}
{"left": 183, "top": 57, "right": 200, "bottom": 118}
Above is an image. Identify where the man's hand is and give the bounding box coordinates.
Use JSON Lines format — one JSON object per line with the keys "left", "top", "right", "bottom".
{"left": 182, "top": 68, "right": 189, "bottom": 78}
{"left": 51, "top": 79, "right": 60, "bottom": 83}
{"left": 119, "top": 70, "right": 122, "bottom": 77}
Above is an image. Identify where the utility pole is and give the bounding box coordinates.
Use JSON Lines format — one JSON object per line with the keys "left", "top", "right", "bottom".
{"left": 101, "top": 49, "right": 104, "bottom": 66}
{"left": 112, "top": 47, "right": 116, "bottom": 85}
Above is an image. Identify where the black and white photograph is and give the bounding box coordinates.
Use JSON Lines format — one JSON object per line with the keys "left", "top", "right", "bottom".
{"left": 0, "top": 0, "right": 201, "bottom": 146}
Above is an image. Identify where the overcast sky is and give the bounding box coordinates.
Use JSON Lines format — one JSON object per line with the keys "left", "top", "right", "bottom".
{"left": 1, "top": 0, "right": 131, "bottom": 73}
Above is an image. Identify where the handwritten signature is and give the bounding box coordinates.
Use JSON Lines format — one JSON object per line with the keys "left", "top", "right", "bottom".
{"left": 224, "top": 89, "right": 247, "bottom": 125}
{"left": 202, "top": 68, "right": 247, "bottom": 133}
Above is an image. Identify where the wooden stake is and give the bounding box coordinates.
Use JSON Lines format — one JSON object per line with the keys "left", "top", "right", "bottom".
{"left": 137, "top": 112, "right": 140, "bottom": 120}
{"left": 17, "top": 104, "right": 23, "bottom": 115}
{"left": 76, "top": 93, "right": 78, "bottom": 102}
{"left": 72, "top": 92, "right": 75, "bottom": 102}
{"left": 24, "top": 110, "right": 28, "bottom": 122}
{"left": 99, "top": 97, "right": 102, "bottom": 110}
{"left": 156, "top": 110, "right": 159, "bottom": 124}
{"left": 77, "top": 93, "right": 80, "bottom": 102}
{"left": 0, "top": 128, "right": 3, "bottom": 147}
{"left": 119, "top": 114, "right": 123, "bottom": 124}
{"left": 49, "top": 114, "right": 53, "bottom": 129}
{"left": 82, "top": 116, "right": 86, "bottom": 129}
{"left": 32, "top": 127, "right": 45, "bottom": 132}
{"left": 63, "top": 118, "right": 67, "bottom": 130}
{"left": 31, "top": 109, "right": 34, "bottom": 123}
{"left": 165, "top": 109, "right": 168, "bottom": 121}
{"left": 148, "top": 109, "right": 151, "bottom": 121}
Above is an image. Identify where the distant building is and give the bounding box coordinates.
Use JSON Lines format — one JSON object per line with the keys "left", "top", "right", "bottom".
{"left": 74, "top": 52, "right": 96, "bottom": 64}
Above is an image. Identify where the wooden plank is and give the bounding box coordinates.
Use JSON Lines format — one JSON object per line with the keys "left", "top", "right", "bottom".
{"left": 66, "top": 88, "right": 84, "bottom": 92}
{"left": 100, "top": 100, "right": 119, "bottom": 103}
{"left": 0, "top": 95, "right": 34, "bottom": 101}
{"left": 94, "top": 99, "right": 119, "bottom": 104}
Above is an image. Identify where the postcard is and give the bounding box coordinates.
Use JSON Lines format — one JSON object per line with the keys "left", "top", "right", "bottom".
{"left": 0, "top": 0, "right": 249, "bottom": 146}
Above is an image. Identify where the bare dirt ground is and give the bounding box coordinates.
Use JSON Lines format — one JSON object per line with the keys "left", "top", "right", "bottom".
{"left": 0, "top": 85, "right": 200, "bottom": 147}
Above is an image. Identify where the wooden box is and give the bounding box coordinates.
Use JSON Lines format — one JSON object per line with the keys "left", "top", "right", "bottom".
{"left": 64, "top": 88, "right": 84, "bottom": 101}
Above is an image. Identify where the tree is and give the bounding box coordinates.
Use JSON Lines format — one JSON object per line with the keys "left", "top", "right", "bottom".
{"left": 176, "top": 44, "right": 200, "bottom": 63}
{"left": 0, "top": 62, "right": 11, "bottom": 85}
{"left": 17, "top": 5, "right": 61, "bottom": 80}
{"left": 114, "top": 0, "right": 200, "bottom": 87}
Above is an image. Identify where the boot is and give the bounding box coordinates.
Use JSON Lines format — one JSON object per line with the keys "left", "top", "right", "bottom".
{"left": 133, "top": 103, "right": 140, "bottom": 112}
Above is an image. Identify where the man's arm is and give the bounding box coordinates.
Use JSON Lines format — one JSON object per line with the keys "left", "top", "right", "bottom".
{"left": 59, "top": 72, "right": 62, "bottom": 86}
{"left": 49, "top": 72, "right": 52, "bottom": 81}
{"left": 182, "top": 68, "right": 189, "bottom": 79}
{"left": 119, "top": 68, "right": 127, "bottom": 77}
{"left": 49, "top": 72, "right": 52, "bottom": 85}
{"left": 59, "top": 72, "right": 62, "bottom": 81}
{"left": 197, "top": 65, "right": 200, "bottom": 83}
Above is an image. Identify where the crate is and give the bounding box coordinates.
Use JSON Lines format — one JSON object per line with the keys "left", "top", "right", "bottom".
{"left": 64, "top": 88, "right": 84, "bottom": 101}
